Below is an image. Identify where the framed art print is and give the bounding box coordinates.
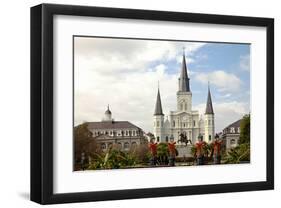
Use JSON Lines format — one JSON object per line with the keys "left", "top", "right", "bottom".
{"left": 30, "top": 4, "right": 274, "bottom": 204}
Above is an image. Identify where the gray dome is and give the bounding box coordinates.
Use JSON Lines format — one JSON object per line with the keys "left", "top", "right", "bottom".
{"left": 105, "top": 109, "right": 111, "bottom": 114}
{"left": 105, "top": 105, "right": 112, "bottom": 115}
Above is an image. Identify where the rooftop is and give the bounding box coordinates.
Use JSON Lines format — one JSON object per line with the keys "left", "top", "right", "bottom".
{"left": 224, "top": 119, "right": 242, "bottom": 130}
{"left": 86, "top": 121, "right": 141, "bottom": 130}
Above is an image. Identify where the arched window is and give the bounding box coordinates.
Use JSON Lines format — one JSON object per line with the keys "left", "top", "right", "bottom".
{"left": 209, "top": 135, "right": 211, "bottom": 141}
{"left": 173, "top": 120, "right": 175, "bottom": 127}
{"left": 108, "top": 143, "right": 113, "bottom": 148}
{"left": 230, "top": 139, "right": 236, "bottom": 145}
{"left": 124, "top": 142, "right": 130, "bottom": 150}
{"left": 101, "top": 143, "right": 106, "bottom": 150}
{"left": 157, "top": 136, "right": 160, "bottom": 142}
{"left": 165, "top": 136, "right": 169, "bottom": 142}
{"left": 117, "top": 142, "right": 122, "bottom": 148}
{"left": 131, "top": 142, "right": 137, "bottom": 147}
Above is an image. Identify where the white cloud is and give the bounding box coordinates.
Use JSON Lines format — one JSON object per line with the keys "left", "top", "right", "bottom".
{"left": 74, "top": 37, "right": 249, "bottom": 134}
{"left": 75, "top": 38, "right": 206, "bottom": 76}
{"left": 240, "top": 54, "right": 250, "bottom": 71}
{"left": 194, "top": 70, "right": 242, "bottom": 92}
{"left": 74, "top": 63, "right": 179, "bottom": 133}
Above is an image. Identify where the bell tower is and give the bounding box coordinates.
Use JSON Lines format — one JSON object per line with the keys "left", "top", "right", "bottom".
{"left": 204, "top": 84, "right": 215, "bottom": 142}
{"left": 153, "top": 84, "right": 165, "bottom": 143}
{"left": 177, "top": 48, "right": 192, "bottom": 113}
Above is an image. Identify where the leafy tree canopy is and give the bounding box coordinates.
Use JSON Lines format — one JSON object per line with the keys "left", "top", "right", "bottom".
{"left": 239, "top": 114, "right": 250, "bottom": 144}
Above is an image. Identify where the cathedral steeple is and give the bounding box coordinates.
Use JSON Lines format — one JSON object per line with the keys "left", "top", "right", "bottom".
{"left": 178, "top": 48, "right": 190, "bottom": 92}
{"left": 154, "top": 84, "right": 164, "bottom": 116}
{"left": 205, "top": 84, "right": 214, "bottom": 115}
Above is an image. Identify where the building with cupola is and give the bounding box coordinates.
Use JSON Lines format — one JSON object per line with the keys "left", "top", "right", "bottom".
{"left": 86, "top": 105, "right": 146, "bottom": 151}
{"left": 153, "top": 51, "right": 215, "bottom": 144}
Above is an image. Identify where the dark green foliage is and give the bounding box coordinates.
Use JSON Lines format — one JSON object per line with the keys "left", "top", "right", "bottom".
{"left": 156, "top": 143, "right": 169, "bottom": 165}
{"left": 74, "top": 123, "right": 94, "bottom": 163}
{"left": 203, "top": 143, "right": 212, "bottom": 157}
{"left": 88, "top": 149, "right": 137, "bottom": 170}
{"left": 190, "top": 145, "right": 196, "bottom": 157}
{"left": 239, "top": 114, "right": 250, "bottom": 144}
{"left": 224, "top": 143, "right": 250, "bottom": 164}
{"left": 131, "top": 143, "right": 150, "bottom": 165}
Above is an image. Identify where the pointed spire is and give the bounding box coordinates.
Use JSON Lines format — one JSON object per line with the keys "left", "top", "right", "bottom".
{"left": 205, "top": 84, "right": 214, "bottom": 114}
{"left": 179, "top": 48, "right": 190, "bottom": 92}
{"left": 154, "top": 83, "right": 164, "bottom": 116}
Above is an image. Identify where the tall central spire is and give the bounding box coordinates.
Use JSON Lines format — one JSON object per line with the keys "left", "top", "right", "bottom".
{"left": 178, "top": 49, "right": 190, "bottom": 92}
{"left": 154, "top": 84, "right": 164, "bottom": 116}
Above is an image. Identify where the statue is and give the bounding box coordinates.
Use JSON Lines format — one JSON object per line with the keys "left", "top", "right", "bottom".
{"left": 148, "top": 138, "right": 158, "bottom": 166}
{"left": 194, "top": 134, "right": 206, "bottom": 165}
{"left": 211, "top": 134, "right": 223, "bottom": 164}
{"left": 178, "top": 132, "right": 192, "bottom": 146}
{"left": 168, "top": 135, "right": 177, "bottom": 166}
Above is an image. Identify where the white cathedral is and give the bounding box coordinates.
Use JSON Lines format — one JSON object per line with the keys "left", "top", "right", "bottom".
{"left": 153, "top": 52, "right": 215, "bottom": 144}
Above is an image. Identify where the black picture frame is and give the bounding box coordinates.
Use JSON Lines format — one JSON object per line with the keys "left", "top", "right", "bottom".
{"left": 30, "top": 3, "right": 274, "bottom": 204}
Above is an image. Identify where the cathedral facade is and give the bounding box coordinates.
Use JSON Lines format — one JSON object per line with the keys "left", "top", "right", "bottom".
{"left": 153, "top": 52, "right": 215, "bottom": 144}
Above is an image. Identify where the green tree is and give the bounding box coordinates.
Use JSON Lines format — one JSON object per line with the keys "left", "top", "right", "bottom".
{"left": 239, "top": 114, "right": 250, "bottom": 144}
{"left": 224, "top": 143, "right": 250, "bottom": 164}
{"left": 191, "top": 145, "right": 196, "bottom": 157}
{"left": 74, "top": 123, "right": 96, "bottom": 169}
{"left": 156, "top": 143, "right": 169, "bottom": 165}
{"left": 130, "top": 143, "right": 150, "bottom": 165}
{"left": 203, "top": 143, "right": 212, "bottom": 158}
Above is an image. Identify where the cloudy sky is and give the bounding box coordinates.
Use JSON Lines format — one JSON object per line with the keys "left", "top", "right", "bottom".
{"left": 74, "top": 36, "right": 250, "bottom": 133}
